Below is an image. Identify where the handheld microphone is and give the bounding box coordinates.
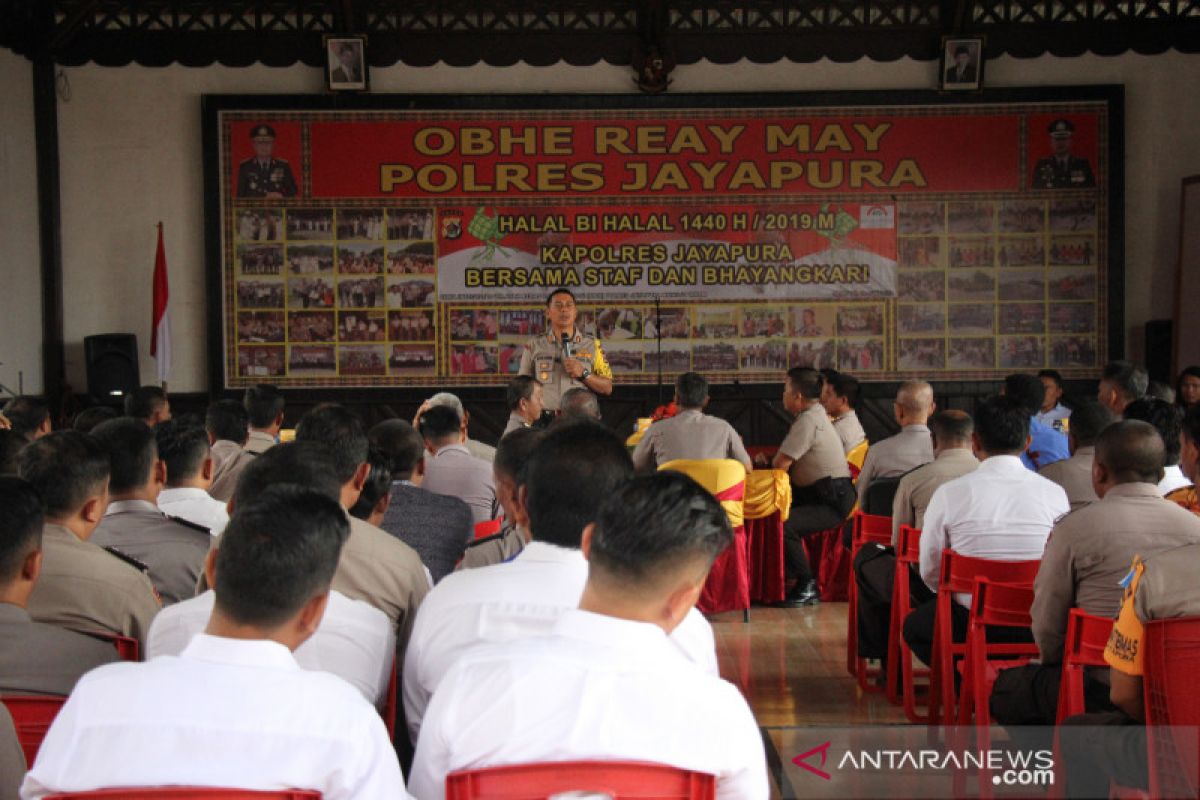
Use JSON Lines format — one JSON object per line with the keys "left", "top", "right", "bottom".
{"left": 561, "top": 332, "right": 573, "bottom": 359}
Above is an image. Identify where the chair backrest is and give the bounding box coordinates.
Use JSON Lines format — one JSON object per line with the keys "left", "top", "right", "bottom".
{"left": 851, "top": 512, "right": 892, "bottom": 548}
{"left": 2, "top": 694, "right": 66, "bottom": 767}
{"left": 76, "top": 629, "right": 140, "bottom": 662}
{"left": 862, "top": 476, "right": 901, "bottom": 516}
{"left": 846, "top": 440, "right": 869, "bottom": 477}
{"left": 44, "top": 790, "right": 321, "bottom": 799}
{"left": 939, "top": 550, "right": 1041, "bottom": 595}
{"left": 897, "top": 525, "right": 921, "bottom": 562}
{"left": 445, "top": 760, "right": 716, "bottom": 800}
{"left": 473, "top": 518, "right": 502, "bottom": 539}
{"left": 1064, "top": 609, "right": 1112, "bottom": 669}
{"left": 659, "top": 459, "right": 746, "bottom": 529}
{"left": 970, "top": 578, "right": 1035, "bottom": 628}
{"left": 1143, "top": 617, "right": 1200, "bottom": 798}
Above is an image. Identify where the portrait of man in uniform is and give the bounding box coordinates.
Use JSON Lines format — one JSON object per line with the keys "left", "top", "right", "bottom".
{"left": 1033, "top": 118, "right": 1097, "bottom": 189}
{"left": 325, "top": 36, "right": 369, "bottom": 91}
{"left": 236, "top": 124, "right": 298, "bottom": 199}
{"left": 939, "top": 36, "right": 984, "bottom": 91}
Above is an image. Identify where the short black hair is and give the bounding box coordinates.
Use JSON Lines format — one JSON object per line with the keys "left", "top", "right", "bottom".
{"left": 243, "top": 384, "right": 286, "bottom": 429}
{"left": 929, "top": 409, "right": 973, "bottom": 445}
{"left": 294, "top": 404, "right": 368, "bottom": 484}
{"left": 495, "top": 427, "right": 544, "bottom": 484}
{"left": 2, "top": 397, "right": 49, "bottom": 439}
{"left": 1067, "top": 400, "right": 1116, "bottom": 448}
{"left": 590, "top": 472, "right": 733, "bottom": 593}
{"left": 233, "top": 441, "right": 343, "bottom": 509}
{"left": 1123, "top": 397, "right": 1183, "bottom": 466}
{"left": 72, "top": 406, "right": 118, "bottom": 433}
{"left": 506, "top": 375, "right": 541, "bottom": 413}
{"left": 1102, "top": 361, "right": 1149, "bottom": 403}
{"left": 829, "top": 373, "right": 860, "bottom": 408}
{"left": 546, "top": 287, "right": 577, "bottom": 306}
{"left": 155, "top": 420, "right": 211, "bottom": 485}
{"left": 125, "top": 386, "right": 168, "bottom": 421}
{"left": 417, "top": 404, "right": 462, "bottom": 444}
{"left": 1095, "top": 419, "right": 1165, "bottom": 485}
{"left": 0, "top": 430, "right": 27, "bottom": 475}
{"left": 1004, "top": 373, "right": 1044, "bottom": 417}
{"left": 973, "top": 395, "right": 1030, "bottom": 455}
{"left": 674, "top": 372, "right": 708, "bottom": 409}
{"left": 17, "top": 431, "right": 110, "bottom": 518}
{"left": 1037, "top": 369, "right": 1064, "bottom": 390}
{"left": 91, "top": 417, "right": 158, "bottom": 495}
{"left": 0, "top": 477, "right": 44, "bottom": 584}
{"left": 368, "top": 419, "right": 425, "bottom": 480}
{"left": 786, "top": 367, "right": 823, "bottom": 400}
{"left": 214, "top": 486, "right": 348, "bottom": 629}
{"left": 205, "top": 399, "right": 250, "bottom": 445}
{"left": 559, "top": 388, "right": 600, "bottom": 420}
{"left": 525, "top": 420, "right": 632, "bottom": 548}
{"left": 349, "top": 448, "right": 392, "bottom": 521}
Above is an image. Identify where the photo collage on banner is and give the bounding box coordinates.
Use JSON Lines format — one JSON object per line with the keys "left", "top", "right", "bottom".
{"left": 231, "top": 205, "right": 438, "bottom": 381}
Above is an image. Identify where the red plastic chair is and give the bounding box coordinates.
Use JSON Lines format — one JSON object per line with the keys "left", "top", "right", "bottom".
{"left": 927, "top": 550, "right": 1040, "bottom": 729}
{"left": 846, "top": 511, "right": 893, "bottom": 692}
{"left": 45, "top": 790, "right": 321, "bottom": 799}
{"left": 952, "top": 578, "right": 1039, "bottom": 798}
{"left": 444, "top": 761, "right": 716, "bottom": 799}
{"left": 2, "top": 694, "right": 66, "bottom": 766}
{"left": 76, "top": 629, "right": 141, "bottom": 662}
{"left": 1055, "top": 609, "right": 1113, "bottom": 724}
{"left": 381, "top": 657, "right": 398, "bottom": 739}
{"left": 886, "top": 525, "right": 930, "bottom": 722}
{"left": 474, "top": 518, "right": 502, "bottom": 539}
{"left": 1141, "top": 616, "right": 1200, "bottom": 799}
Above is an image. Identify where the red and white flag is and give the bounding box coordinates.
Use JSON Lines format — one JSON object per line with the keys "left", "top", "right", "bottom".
{"left": 150, "top": 223, "right": 172, "bottom": 384}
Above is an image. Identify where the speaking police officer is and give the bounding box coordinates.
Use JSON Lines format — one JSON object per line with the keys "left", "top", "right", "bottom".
{"left": 518, "top": 288, "right": 613, "bottom": 413}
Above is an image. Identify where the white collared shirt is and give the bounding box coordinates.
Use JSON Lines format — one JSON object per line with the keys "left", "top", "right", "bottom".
{"left": 402, "top": 541, "right": 718, "bottom": 742}
{"left": 146, "top": 589, "right": 395, "bottom": 706}
{"left": 157, "top": 487, "right": 229, "bottom": 536}
{"left": 1159, "top": 464, "right": 1192, "bottom": 497}
{"left": 409, "top": 608, "right": 766, "bottom": 800}
{"left": 21, "top": 634, "right": 408, "bottom": 800}
{"left": 919, "top": 455, "right": 1068, "bottom": 599}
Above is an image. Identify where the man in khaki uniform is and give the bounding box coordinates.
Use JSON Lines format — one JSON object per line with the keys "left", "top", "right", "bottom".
{"left": 17, "top": 432, "right": 160, "bottom": 646}
{"left": 820, "top": 372, "right": 867, "bottom": 454}
{"left": 853, "top": 410, "right": 978, "bottom": 665}
{"left": 518, "top": 288, "right": 613, "bottom": 412}
{"left": 855, "top": 380, "right": 936, "bottom": 507}
{"left": 1038, "top": 400, "right": 1114, "bottom": 509}
{"left": 0, "top": 477, "right": 118, "bottom": 695}
{"left": 457, "top": 428, "right": 541, "bottom": 571}
{"left": 633, "top": 372, "right": 753, "bottom": 473}
{"left": 90, "top": 419, "right": 211, "bottom": 606}
{"left": 206, "top": 399, "right": 253, "bottom": 502}
{"left": 991, "top": 420, "right": 1200, "bottom": 729}
{"left": 243, "top": 384, "right": 285, "bottom": 456}
{"left": 773, "top": 367, "right": 854, "bottom": 606}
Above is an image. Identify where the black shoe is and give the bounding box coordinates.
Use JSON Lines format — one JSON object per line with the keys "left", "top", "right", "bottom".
{"left": 775, "top": 579, "right": 820, "bottom": 607}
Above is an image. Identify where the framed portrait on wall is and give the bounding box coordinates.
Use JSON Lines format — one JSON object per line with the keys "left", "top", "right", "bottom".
{"left": 939, "top": 36, "right": 984, "bottom": 92}
{"left": 325, "top": 35, "right": 368, "bottom": 92}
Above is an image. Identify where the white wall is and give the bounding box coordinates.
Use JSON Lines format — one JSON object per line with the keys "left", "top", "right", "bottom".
{"left": 0, "top": 49, "right": 42, "bottom": 395}
{"left": 6, "top": 51, "right": 1200, "bottom": 392}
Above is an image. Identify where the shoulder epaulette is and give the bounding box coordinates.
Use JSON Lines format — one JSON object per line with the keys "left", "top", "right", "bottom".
{"left": 166, "top": 515, "right": 213, "bottom": 535}
{"left": 103, "top": 546, "right": 151, "bottom": 574}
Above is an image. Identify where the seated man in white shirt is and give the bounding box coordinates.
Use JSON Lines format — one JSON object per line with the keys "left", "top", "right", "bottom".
{"left": 1122, "top": 397, "right": 1193, "bottom": 499}
{"left": 154, "top": 421, "right": 229, "bottom": 535}
{"left": 22, "top": 486, "right": 408, "bottom": 800}
{"left": 409, "top": 472, "right": 767, "bottom": 799}
{"left": 403, "top": 421, "right": 718, "bottom": 743}
{"left": 148, "top": 442, "right": 395, "bottom": 707}
{"left": 903, "top": 395, "right": 1069, "bottom": 666}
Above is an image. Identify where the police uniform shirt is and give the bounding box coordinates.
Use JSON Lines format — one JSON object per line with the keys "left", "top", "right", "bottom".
{"left": 464, "top": 438, "right": 496, "bottom": 464}
{"left": 1038, "top": 446, "right": 1099, "bottom": 509}
{"left": 236, "top": 157, "right": 298, "bottom": 198}
{"left": 208, "top": 441, "right": 255, "bottom": 503}
{"left": 147, "top": 589, "right": 394, "bottom": 707}
{"left": 502, "top": 412, "right": 529, "bottom": 437}
{"left": 890, "top": 448, "right": 979, "bottom": 544}
{"left": 1033, "top": 482, "right": 1200, "bottom": 664}
{"left": 456, "top": 524, "right": 526, "bottom": 572}
{"left": 919, "top": 455, "right": 1069, "bottom": 597}
{"left": 244, "top": 430, "right": 277, "bottom": 456}
{"left": 91, "top": 500, "right": 211, "bottom": 606}
{"left": 0, "top": 604, "right": 119, "bottom": 696}
{"left": 631, "top": 408, "right": 753, "bottom": 472}
{"left": 409, "top": 608, "right": 767, "bottom": 800}
{"left": 27, "top": 523, "right": 160, "bottom": 646}
{"left": 1105, "top": 542, "right": 1200, "bottom": 678}
{"left": 402, "top": 541, "right": 718, "bottom": 743}
{"left": 421, "top": 443, "right": 498, "bottom": 526}
{"left": 778, "top": 402, "right": 852, "bottom": 488}
{"left": 0, "top": 703, "right": 23, "bottom": 800}
{"left": 832, "top": 409, "right": 867, "bottom": 454}
{"left": 20, "top": 634, "right": 406, "bottom": 800}
{"left": 517, "top": 330, "right": 612, "bottom": 412}
{"left": 856, "top": 424, "right": 935, "bottom": 506}
{"left": 1032, "top": 155, "right": 1096, "bottom": 189}
{"left": 157, "top": 487, "right": 229, "bottom": 536}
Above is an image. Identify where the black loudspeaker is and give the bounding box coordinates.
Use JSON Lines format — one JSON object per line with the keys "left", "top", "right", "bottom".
{"left": 84, "top": 334, "right": 140, "bottom": 402}
{"left": 1144, "top": 319, "right": 1173, "bottom": 384}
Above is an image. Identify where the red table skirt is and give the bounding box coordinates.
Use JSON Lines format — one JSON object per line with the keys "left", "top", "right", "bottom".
{"left": 746, "top": 513, "right": 786, "bottom": 604}
{"left": 697, "top": 525, "right": 750, "bottom": 614}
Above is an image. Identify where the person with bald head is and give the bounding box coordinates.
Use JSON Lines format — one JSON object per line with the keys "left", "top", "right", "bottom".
{"left": 854, "top": 380, "right": 936, "bottom": 507}
{"left": 991, "top": 419, "right": 1200, "bottom": 730}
